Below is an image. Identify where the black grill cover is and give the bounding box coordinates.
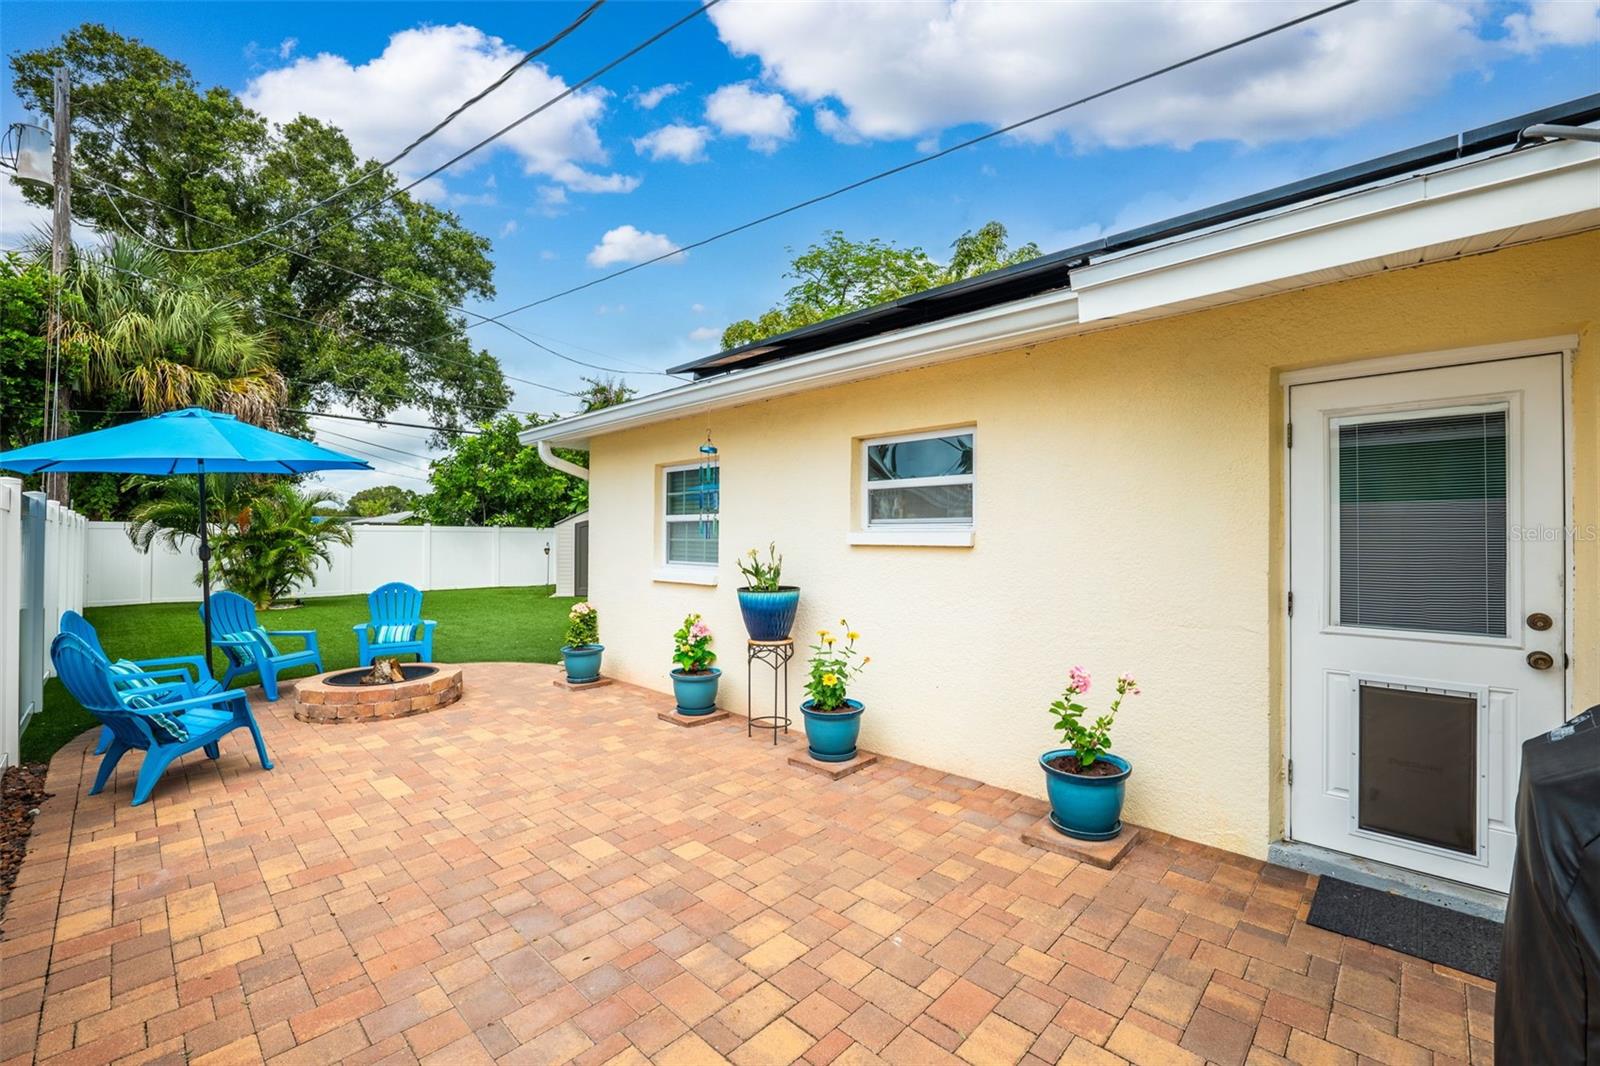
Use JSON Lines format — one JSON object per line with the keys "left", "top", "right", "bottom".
{"left": 1497, "top": 706, "right": 1600, "bottom": 1064}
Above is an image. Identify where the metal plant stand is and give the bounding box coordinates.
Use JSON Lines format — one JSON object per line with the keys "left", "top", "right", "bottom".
{"left": 747, "top": 639, "right": 793, "bottom": 745}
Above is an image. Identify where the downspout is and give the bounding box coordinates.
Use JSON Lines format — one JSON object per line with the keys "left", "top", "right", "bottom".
{"left": 538, "top": 439, "right": 589, "bottom": 481}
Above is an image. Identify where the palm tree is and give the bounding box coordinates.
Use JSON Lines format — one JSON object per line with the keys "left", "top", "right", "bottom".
{"left": 38, "top": 237, "right": 286, "bottom": 424}
{"left": 127, "top": 477, "right": 351, "bottom": 607}
{"left": 215, "top": 483, "right": 352, "bottom": 607}
{"left": 125, "top": 473, "right": 264, "bottom": 552}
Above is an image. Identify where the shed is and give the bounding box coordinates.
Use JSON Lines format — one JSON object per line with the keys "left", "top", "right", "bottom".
{"left": 553, "top": 510, "right": 589, "bottom": 598}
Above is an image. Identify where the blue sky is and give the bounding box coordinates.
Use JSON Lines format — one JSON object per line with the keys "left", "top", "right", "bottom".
{"left": 3, "top": 1, "right": 1596, "bottom": 495}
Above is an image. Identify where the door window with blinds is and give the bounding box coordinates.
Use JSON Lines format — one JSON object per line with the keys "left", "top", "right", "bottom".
{"left": 861, "top": 428, "right": 975, "bottom": 527}
{"left": 663, "top": 463, "right": 718, "bottom": 566}
{"left": 1332, "top": 407, "right": 1509, "bottom": 637}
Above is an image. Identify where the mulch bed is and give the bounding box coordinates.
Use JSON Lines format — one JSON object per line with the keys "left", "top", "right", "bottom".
{"left": 0, "top": 763, "right": 51, "bottom": 928}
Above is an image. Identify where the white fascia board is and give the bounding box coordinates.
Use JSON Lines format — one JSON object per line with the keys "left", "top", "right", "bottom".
{"left": 520, "top": 288, "right": 1080, "bottom": 449}
{"left": 1071, "top": 138, "right": 1600, "bottom": 323}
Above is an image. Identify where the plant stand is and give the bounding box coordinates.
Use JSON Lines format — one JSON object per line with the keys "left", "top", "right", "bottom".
{"left": 746, "top": 639, "right": 793, "bottom": 745}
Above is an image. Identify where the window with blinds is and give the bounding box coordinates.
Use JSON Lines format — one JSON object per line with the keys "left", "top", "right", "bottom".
{"left": 1336, "top": 409, "right": 1508, "bottom": 637}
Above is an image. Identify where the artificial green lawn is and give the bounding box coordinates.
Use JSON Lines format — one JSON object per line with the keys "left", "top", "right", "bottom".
{"left": 21, "top": 585, "right": 577, "bottom": 765}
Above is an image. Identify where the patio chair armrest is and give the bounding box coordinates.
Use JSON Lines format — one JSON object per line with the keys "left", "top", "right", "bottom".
{"left": 133, "top": 655, "right": 210, "bottom": 679}
{"left": 122, "top": 667, "right": 197, "bottom": 685}
{"left": 352, "top": 623, "right": 370, "bottom": 636}
{"left": 117, "top": 678, "right": 194, "bottom": 699}
{"left": 134, "top": 689, "right": 247, "bottom": 715}
{"left": 268, "top": 629, "right": 318, "bottom": 636}
{"left": 419, "top": 619, "right": 438, "bottom": 632}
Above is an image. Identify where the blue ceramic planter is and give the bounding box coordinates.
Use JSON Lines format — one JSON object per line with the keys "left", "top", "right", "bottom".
{"left": 1040, "top": 749, "right": 1131, "bottom": 840}
{"left": 560, "top": 644, "right": 604, "bottom": 684}
{"left": 800, "top": 699, "right": 864, "bottom": 762}
{"left": 671, "top": 668, "right": 722, "bottom": 715}
{"left": 737, "top": 587, "right": 800, "bottom": 641}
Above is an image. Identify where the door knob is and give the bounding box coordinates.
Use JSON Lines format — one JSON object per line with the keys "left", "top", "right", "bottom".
{"left": 1527, "top": 651, "right": 1555, "bottom": 671}
{"left": 1527, "top": 612, "right": 1554, "bottom": 632}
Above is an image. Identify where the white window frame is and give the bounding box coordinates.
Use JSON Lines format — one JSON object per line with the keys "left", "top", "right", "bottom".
{"left": 660, "top": 462, "right": 719, "bottom": 575}
{"left": 853, "top": 427, "right": 976, "bottom": 547}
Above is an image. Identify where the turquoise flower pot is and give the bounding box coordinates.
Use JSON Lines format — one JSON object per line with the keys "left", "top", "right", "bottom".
{"left": 737, "top": 587, "right": 801, "bottom": 641}
{"left": 800, "top": 699, "right": 863, "bottom": 762}
{"left": 1040, "top": 749, "right": 1131, "bottom": 841}
{"left": 671, "top": 668, "right": 722, "bottom": 715}
{"left": 560, "top": 644, "right": 604, "bottom": 684}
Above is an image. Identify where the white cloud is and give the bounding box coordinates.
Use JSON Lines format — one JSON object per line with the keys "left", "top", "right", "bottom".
{"left": 540, "top": 249, "right": 559, "bottom": 261}
{"left": 242, "top": 24, "right": 635, "bottom": 196}
{"left": 277, "top": 37, "right": 298, "bottom": 60}
{"left": 1504, "top": 0, "right": 1600, "bottom": 51}
{"left": 630, "top": 83, "right": 683, "bottom": 109}
{"left": 691, "top": 302, "right": 706, "bottom": 314}
{"left": 633, "top": 123, "right": 713, "bottom": 163}
{"left": 586, "top": 224, "right": 684, "bottom": 267}
{"left": 498, "top": 219, "right": 518, "bottom": 238}
{"left": 706, "top": 1, "right": 1509, "bottom": 149}
{"left": 688, "top": 325, "right": 721, "bottom": 342}
{"left": 705, "top": 82, "right": 797, "bottom": 152}
{"left": 0, "top": 178, "right": 52, "bottom": 247}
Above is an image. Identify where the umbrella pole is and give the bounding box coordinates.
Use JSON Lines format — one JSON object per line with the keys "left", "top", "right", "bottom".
{"left": 197, "top": 462, "right": 214, "bottom": 674}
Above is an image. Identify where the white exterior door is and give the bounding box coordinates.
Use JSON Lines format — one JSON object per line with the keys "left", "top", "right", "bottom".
{"left": 1289, "top": 354, "right": 1568, "bottom": 892}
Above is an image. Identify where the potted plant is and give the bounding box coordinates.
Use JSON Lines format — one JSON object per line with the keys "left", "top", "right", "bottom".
{"left": 736, "top": 542, "right": 800, "bottom": 641}
{"left": 560, "top": 602, "right": 603, "bottom": 684}
{"left": 670, "top": 613, "right": 721, "bottom": 715}
{"left": 1040, "top": 666, "right": 1140, "bottom": 840}
{"left": 799, "top": 621, "right": 870, "bottom": 762}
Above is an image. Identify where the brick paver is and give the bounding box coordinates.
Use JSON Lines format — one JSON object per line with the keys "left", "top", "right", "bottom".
{"left": 0, "top": 662, "right": 1491, "bottom": 1064}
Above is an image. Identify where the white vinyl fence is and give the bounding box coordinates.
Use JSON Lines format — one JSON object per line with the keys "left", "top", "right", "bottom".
{"left": 1, "top": 478, "right": 88, "bottom": 768}
{"left": 84, "top": 522, "right": 557, "bottom": 606}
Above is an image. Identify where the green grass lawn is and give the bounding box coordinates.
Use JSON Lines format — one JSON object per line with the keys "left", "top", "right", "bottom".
{"left": 22, "top": 585, "right": 577, "bottom": 765}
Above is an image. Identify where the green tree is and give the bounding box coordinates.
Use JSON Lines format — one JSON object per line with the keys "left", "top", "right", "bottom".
{"left": 0, "top": 254, "right": 51, "bottom": 453}
{"left": 421, "top": 414, "right": 587, "bottom": 527}
{"left": 9, "top": 24, "right": 508, "bottom": 433}
{"left": 420, "top": 375, "right": 635, "bottom": 526}
{"left": 576, "top": 374, "right": 637, "bottom": 413}
{"left": 345, "top": 484, "right": 421, "bottom": 517}
{"left": 721, "top": 221, "right": 1040, "bottom": 349}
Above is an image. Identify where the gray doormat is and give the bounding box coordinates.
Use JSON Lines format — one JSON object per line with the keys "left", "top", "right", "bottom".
{"left": 1306, "top": 876, "right": 1501, "bottom": 980}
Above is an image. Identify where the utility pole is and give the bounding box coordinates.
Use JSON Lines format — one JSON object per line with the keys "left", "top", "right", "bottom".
{"left": 44, "top": 66, "right": 71, "bottom": 505}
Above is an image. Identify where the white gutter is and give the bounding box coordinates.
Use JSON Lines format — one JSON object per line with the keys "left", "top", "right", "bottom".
{"left": 520, "top": 288, "right": 1081, "bottom": 449}
{"left": 538, "top": 440, "right": 589, "bottom": 480}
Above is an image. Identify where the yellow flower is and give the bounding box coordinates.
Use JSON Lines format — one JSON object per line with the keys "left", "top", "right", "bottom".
{"left": 862, "top": 656, "right": 872, "bottom": 664}
{"left": 822, "top": 673, "right": 839, "bottom": 686}
{"left": 847, "top": 631, "right": 860, "bottom": 641}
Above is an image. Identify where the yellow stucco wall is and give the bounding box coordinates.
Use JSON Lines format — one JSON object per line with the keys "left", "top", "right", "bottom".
{"left": 582, "top": 230, "right": 1600, "bottom": 860}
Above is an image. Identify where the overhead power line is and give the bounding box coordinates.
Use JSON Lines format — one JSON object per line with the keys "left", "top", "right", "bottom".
{"left": 225, "top": 0, "right": 722, "bottom": 280}
{"left": 312, "top": 425, "right": 441, "bottom": 465}
{"left": 290, "top": 410, "right": 483, "bottom": 435}
{"left": 474, "top": 0, "right": 1360, "bottom": 327}
{"left": 97, "top": 1, "right": 605, "bottom": 256}
{"left": 87, "top": 169, "right": 678, "bottom": 380}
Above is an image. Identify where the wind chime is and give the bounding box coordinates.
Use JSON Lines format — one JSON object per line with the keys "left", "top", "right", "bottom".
{"left": 697, "top": 430, "right": 719, "bottom": 536}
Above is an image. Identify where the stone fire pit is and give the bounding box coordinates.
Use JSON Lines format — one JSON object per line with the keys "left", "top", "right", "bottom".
{"left": 294, "top": 663, "right": 464, "bottom": 724}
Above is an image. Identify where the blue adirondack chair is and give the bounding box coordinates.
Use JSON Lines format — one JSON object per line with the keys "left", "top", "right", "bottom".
{"left": 353, "top": 582, "right": 437, "bottom": 665}
{"left": 51, "top": 632, "right": 273, "bottom": 806}
{"left": 200, "top": 590, "right": 323, "bottom": 701}
{"left": 61, "top": 610, "right": 229, "bottom": 755}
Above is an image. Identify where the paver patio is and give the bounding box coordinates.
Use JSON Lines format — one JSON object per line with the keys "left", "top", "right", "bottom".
{"left": 0, "top": 663, "right": 1493, "bottom": 1065}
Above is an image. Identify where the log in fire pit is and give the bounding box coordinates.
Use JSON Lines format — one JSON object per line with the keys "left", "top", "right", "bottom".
{"left": 294, "top": 662, "right": 463, "bottom": 724}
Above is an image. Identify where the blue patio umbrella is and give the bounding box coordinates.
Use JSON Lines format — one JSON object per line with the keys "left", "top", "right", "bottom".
{"left": 0, "top": 407, "right": 370, "bottom": 666}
